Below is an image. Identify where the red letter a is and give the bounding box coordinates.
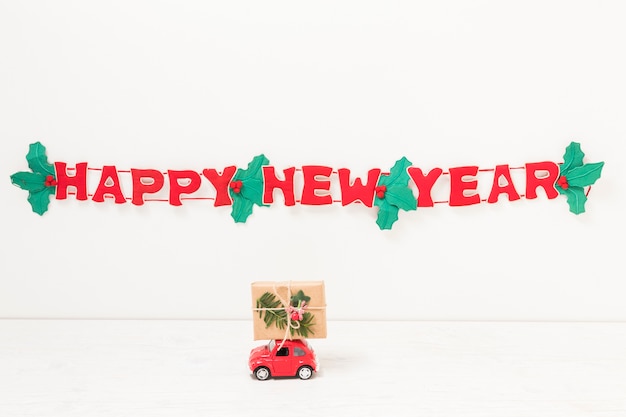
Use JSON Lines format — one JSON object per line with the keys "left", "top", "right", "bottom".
{"left": 487, "top": 164, "right": 521, "bottom": 203}
{"left": 92, "top": 166, "right": 126, "bottom": 203}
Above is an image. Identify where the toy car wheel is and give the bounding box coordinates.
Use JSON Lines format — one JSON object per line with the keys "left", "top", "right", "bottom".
{"left": 254, "top": 367, "right": 270, "bottom": 381}
{"left": 297, "top": 366, "right": 313, "bottom": 380}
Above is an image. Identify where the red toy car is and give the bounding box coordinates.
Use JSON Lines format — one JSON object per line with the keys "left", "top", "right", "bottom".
{"left": 249, "top": 339, "right": 319, "bottom": 380}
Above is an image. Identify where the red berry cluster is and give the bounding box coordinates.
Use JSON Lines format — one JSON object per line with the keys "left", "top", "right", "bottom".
{"left": 44, "top": 175, "right": 57, "bottom": 187}
{"left": 288, "top": 303, "right": 306, "bottom": 321}
{"left": 375, "top": 185, "right": 386, "bottom": 199}
{"left": 557, "top": 175, "right": 569, "bottom": 190}
{"left": 230, "top": 180, "right": 243, "bottom": 193}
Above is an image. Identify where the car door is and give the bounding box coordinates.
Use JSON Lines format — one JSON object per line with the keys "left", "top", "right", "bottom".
{"left": 272, "top": 346, "right": 293, "bottom": 376}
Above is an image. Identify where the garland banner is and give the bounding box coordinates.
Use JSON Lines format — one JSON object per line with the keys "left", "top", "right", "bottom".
{"left": 10, "top": 142, "right": 604, "bottom": 230}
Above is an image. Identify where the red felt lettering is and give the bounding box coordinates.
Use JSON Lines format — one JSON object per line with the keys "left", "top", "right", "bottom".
{"left": 203, "top": 166, "right": 237, "bottom": 207}
{"left": 92, "top": 165, "right": 126, "bottom": 203}
{"left": 168, "top": 170, "right": 202, "bottom": 206}
{"left": 262, "top": 166, "right": 296, "bottom": 206}
{"left": 449, "top": 166, "right": 480, "bottom": 206}
{"left": 301, "top": 166, "right": 333, "bottom": 205}
{"left": 54, "top": 162, "right": 88, "bottom": 200}
{"left": 337, "top": 168, "right": 381, "bottom": 207}
{"left": 407, "top": 167, "right": 443, "bottom": 207}
{"left": 487, "top": 164, "right": 521, "bottom": 203}
{"left": 525, "top": 161, "right": 559, "bottom": 199}
{"left": 131, "top": 169, "right": 165, "bottom": 206}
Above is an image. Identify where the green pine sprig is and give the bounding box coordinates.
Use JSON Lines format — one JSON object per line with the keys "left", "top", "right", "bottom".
{"left": 256, "top": 291, "right": 287, "bottom": 330}
{"left": 256, "top": 291, "right": 315, "bottom": 338}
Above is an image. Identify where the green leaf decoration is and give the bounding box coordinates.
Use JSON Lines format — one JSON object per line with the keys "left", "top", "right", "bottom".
{"left": 10, "top": 142, "right": 56, "bottom": 215}
{"left": 290, "top": 290, "right": 311, "bottom": 307}
{"left": 374, "top": 157, "right": 417, "bottom": 230}
{"left": 295, "top": 312, "right": 315, "bottom": 338}
{"left": 559, "top": 186, "right": 588, "bottom": 215}
{"left": 376, "top": 200, "right": 400, "bottom": 230}
{"left": 556, "top": 142, "right": 605, "bottom": 215}
{"left": 385, "top": 186, "right": 418, "bottom": 211}
{"left": 566, "top": 162, "right": 604, "bottom": 188}
{"left": 230, "top": 154, "right": 269, "bottom": 223}
{"left": 256, "top": 291, "right": 315, "bottom": 338}
{"left": 239, "top": 178, "right": 265, "bottom": 206}
{"left": 11, "top": 171, "right": 47, "bottom": 192}
{"left": 231, "top": 197, "right": 255, "bottom": 224}
{"left": 378, "top": 156, "right": 413, "bottom": 188}
{"left": 27, "top": 142, "right": 55, "bottom": 176}
{"left": 27, "top": 187, "right": 56, "bottom": 215}
{"left": 560, "top": 142, "right": 585, "bottom": 174}
{"left": 256, "top": 292, "right": 286, "bottom": 329}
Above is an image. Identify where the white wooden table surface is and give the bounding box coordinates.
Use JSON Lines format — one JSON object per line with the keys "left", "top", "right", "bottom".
{"left": 0, "top": 320, "right": 624, "bottom": 417}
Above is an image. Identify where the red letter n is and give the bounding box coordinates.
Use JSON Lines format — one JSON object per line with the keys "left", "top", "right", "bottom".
{"left": 263, "top": 166, "right": 296, "bottom": 206}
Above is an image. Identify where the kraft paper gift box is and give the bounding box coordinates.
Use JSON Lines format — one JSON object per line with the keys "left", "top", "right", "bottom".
{"left": 251, "top": 281, "right": 327, "bottom": 340}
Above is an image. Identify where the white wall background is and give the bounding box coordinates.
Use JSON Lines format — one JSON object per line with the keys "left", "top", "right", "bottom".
{"left": 1, "top": 0, "right": 624, "bottom": 321}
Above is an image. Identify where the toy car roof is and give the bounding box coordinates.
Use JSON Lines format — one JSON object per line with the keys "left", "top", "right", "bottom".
{"left": 274, "top": 339, "right": 307, "bottom": 345}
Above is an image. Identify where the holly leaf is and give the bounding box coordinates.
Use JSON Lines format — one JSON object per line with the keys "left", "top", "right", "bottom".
{"left": 239, "top": 178, "right": 265, "bottom": 206}
{"left": 230, "top": 196, "right": 255, "bottom": 223}
{"left": 556, "top": 143, "right": 605, "bottom": 215}
{"left": 26, "top": 142, "right": 55, "bottom": 176}
{"left": 566, "top": 162, "right": 604, "bottom": 188}
{"left": 11, "top": 171, "right": 46, "bottom": 192}
{"left": 229, "top": 155, "right": 270, "bottom": 223}
{"left": 11, "top": 143, "right": 57, "bottom": 215}
{"left": 559, "top": 186, "right": 588, "bottom": 215}
{"left": 236, "top": 154, "right": 268, "bottom": 181}
{"left": 290, "top": 290, "right": 311, "bottom": 307}
{"left": 27, "top": 187, "right": 55, "bottom": 215}
{"left": 374, "top": 157, "right": 416, "bottom": 230}
{"left": 385, "top": 185, "right": 417, "bottom": 212}
{"left": 375, "top": 199, "right": 400, "bottom": 230}
{"left": 378, "top": 156, "right": 413, "bottom": 187}
{"left": 560, "top": 142, "right": 585, "bottom": 175}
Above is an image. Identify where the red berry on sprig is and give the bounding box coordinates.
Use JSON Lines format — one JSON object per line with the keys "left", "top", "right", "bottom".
{"left": 557, "top": 175, "right": 569, "bottom": 190}
{"left": 44, "top": 175, "right": 57, "bottom": 187}
{"left": 230, "top": 180, "right": 242, "bottom": 194}
{"left": 375, "top": 185, "right": 387, "bottom": 199}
